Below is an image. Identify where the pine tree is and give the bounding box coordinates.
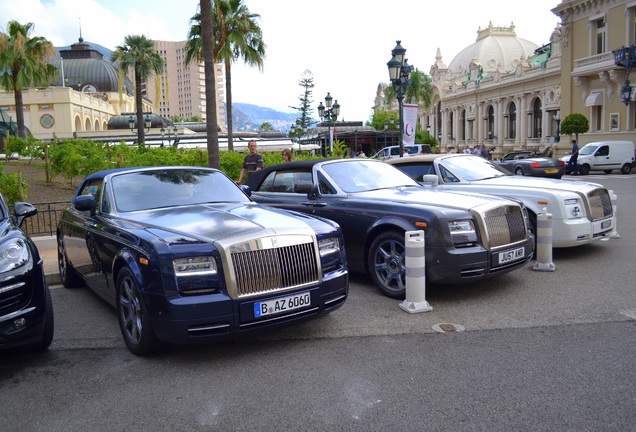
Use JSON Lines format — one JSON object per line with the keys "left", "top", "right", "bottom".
{"left": 289, "top": 70, "right": 315, "bottom": 133}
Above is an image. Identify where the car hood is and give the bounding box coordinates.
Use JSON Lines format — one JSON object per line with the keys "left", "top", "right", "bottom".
{"left": 121, "top": 203, "right": 316, "bottom": 243}
{"left": 470, "top": 176, "right": 601, "bottom": 192}
{"left": 352, "top": 186, "right": 513, "bottom": 211}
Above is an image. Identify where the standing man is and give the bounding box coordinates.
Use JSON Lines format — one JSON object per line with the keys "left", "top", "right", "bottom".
{"left": 568, "top": 139, "right": 579, "bottom": 175}
{"left": 236, "top": 140, "right": 264, "bottom": 184}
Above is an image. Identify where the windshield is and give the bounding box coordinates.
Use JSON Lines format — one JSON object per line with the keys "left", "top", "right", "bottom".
{"left": 112, "top": 169, "right": 250, "bottom": 212}
{"left": 579, "top": 144, "right": 598, "bottom": 156}
{"left": 441, "top": 155, "right": 512, "bottom": 181}
{"left": 322, "top": 160, "right": 418, "bottom": 193}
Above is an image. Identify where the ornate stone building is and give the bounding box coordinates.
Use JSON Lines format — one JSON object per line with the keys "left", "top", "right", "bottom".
{"left": 427, "top": 22, "right": 562, "bottom": 156}
{"left": 552, "top": 0, "right": 636, "bottom": 150}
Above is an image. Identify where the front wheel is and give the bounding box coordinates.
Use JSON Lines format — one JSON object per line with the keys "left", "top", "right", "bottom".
{"left": 117, "top": 267, "right": 161, "bottom": 356}
{"left": 578, "top": 164, "right": 590, "bottom": 175}
{"left": 515, "top": 167, "right": 525, "bottom": 176}
{"left": 620, "top": 164, "right": 632, "bottom": 175}
{"left": 367, "top": 231, "right": 407, "bottom": 299}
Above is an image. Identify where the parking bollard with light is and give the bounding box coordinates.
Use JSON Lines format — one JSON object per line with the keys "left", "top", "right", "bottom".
{"left": 532, "top": 207, "right": 556, "bottom": 272}
{"left": 399, "top": 230, "right": 433, "bottom": 313}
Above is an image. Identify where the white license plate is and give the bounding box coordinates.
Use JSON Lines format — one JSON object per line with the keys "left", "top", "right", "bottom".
{"left": 601, "top": 220, "right": 612, "bottom": 229}
{"left": 254, "top": 292, "right": 311, "bottom": 318}
{"left": 498, "top": 247, "right": 525, "bottom": 265}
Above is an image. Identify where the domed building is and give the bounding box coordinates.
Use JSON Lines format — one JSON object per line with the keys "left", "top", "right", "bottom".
{"left": 423, "top": 22, "right": 562, "bottom": 156}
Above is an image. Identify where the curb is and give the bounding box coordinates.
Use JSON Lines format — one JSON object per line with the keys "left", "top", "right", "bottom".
{"left": 32, "top": 235, "right": 61, "bottom": 285}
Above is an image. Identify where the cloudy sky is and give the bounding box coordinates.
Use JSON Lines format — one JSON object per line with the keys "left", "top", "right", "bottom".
{"left": 3, "top": 0, "right": 561, "bottom": 122}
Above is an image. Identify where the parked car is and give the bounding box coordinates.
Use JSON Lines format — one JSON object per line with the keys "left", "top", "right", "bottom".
{"left": 371, "top": 144, "right": 432, "bottom": 160}
{"left": 244, "top": 159, "right": 534, "bottom": 299}
{"left": 0, "top": 193, "right": 54, "bottom": 353}
{"left": 494, "top": 150, "right": 565, "bottom": 178}
{"left": 56, "top": 166, "right": 348, "bottom": 355}
{"left": 387, "top": 154, "right": 616, "bottom": 248}
{"left": 559, "top": 140, "right": 635, "bottom": 175}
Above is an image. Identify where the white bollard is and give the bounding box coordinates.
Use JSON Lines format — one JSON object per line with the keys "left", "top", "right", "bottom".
{"left": 608, "top": 190, "right": 620, "bottom": 239}
{"left": 399, "top": 230, "right": 432, "bottom": 313}
{"left": 533, "top": 207, "right": 556, "bottom": 272}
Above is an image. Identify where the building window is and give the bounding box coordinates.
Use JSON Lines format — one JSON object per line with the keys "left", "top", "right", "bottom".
{"left": 591, "top": 17, "right": 606, "bottom": 54}
{"left": 508, "top": 103, "right": 516, "bottom": 139}
{"left": 532, "top": 99, "right": 542, "bottom": 138}
{"left": 593, "top": 106, "right": 602, "bottom": 131}
{"left": 460, "top": 109, "right": 466, "bottom": 141}
{"left": 487, "top": 106, "right": 495, "bottom": 139}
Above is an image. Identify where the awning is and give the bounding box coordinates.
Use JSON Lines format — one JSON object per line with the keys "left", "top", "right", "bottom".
{"left": 585, "top": 92, "right": 603, "bottom": 107}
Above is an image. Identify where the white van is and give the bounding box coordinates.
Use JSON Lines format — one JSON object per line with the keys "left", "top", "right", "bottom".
{"left": 371, "top": 144, "right": 432, "bottom": 160}
{"left": 563, "top": 140, "right": 635, "bottom": 175}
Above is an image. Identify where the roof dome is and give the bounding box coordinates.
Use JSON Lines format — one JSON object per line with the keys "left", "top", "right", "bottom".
{"left": 447, "top": 22, "right": 538, "bottom": 76}
{"left": 51, "top": 37, "right": 133, "bottom": 95}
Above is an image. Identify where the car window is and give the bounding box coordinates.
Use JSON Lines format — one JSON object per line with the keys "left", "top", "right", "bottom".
{"left": 112, "top": 169, "right": 249, "bottom": 212}
{"left": 439, "top": 165, "right": 460, "bottom": 183}
{"left": 596, "top": 145, "right": 609, "bottom": 157}
{"left": 395, "top": 164, "right": 435, "bottom": 182}
{"left": 317, "top": 172, "right": 337, "bottom": 194}
{"left": 78, "top": 180, "right": 103, "bottom": 212}
{"left": 259, "top": 171, "right": 312, "bottom": 193}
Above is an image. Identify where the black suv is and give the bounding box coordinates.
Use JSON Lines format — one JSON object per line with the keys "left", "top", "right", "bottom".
{"left": 0, "top": 193, "right": 54, "bottom": 352}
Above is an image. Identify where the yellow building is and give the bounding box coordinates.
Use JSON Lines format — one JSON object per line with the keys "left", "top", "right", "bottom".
{"left": 552, "top": 0, "right": 636, "bottom": 148}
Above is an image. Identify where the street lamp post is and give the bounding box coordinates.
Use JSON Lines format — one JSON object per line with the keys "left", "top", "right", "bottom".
{"left": 383, "top": 122, "right": 388, "bottom": 147}
{"left": 318, "top": 92, "right": 340, "bottom": 156}
{"left": 553, "top": 113, "right": 561, "bottom": 143}
{"left": 613, "top": 44, "right": 636, "bottom": 106}
{"left": 129, "top": 114, "right": 152, "bottom": 133}
{"left": 387, "top": 40, "right": 414, "bottom": 157}
{"left": 160, "top": 125, "right": 178, "bottom": 147}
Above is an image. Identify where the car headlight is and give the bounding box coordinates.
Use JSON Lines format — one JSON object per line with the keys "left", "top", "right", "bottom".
{"left": 173, "top": 256, "right": 217, "bottom": 276}
{"left": 318, "top": 237, "right": 340, "bottom": 257}
{"left": 564, "top": 198, "right": 583, "bottom": 218}
{"left": 0, "top": 238, "right": 30, "bottom": 273}
{"left": 448, "top": 220, "right": 478, "bottom": 246}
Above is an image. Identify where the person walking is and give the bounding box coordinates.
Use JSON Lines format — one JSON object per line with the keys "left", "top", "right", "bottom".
{"left": 236, "top": 140, "right": 264, "bottom": 184}
{"left": 568, "top": 139, "right": 579, "bottom": 175}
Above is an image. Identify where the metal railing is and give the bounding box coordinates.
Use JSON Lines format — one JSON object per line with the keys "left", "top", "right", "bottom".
{"left": 10, "top": 201, "right": 69, "bottom": 237}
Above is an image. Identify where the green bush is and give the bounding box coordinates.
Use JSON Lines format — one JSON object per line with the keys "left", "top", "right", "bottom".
{"left": 0, "top": 164, "right": 29, "bottom": 206}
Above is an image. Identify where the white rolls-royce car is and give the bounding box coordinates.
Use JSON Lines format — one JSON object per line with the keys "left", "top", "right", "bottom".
{"left": 387, "top": 154, "right": 616, "bottom": 248}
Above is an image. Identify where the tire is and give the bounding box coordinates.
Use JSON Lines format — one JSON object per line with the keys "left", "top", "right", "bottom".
{"left": 367, "top": 231, "right": 407, "bottom": 299}
{"left": 116, "top": 267, "right": 161, "bottom": 356}
{"left": 57, "top": 234, "right": 83, "bottom": 288}
{"left": 515, "top": 167, "right": 525, "bottom": 176}
{"left": 620, "top": 164, "right": 632, "bottom": 175}
{"left": 604, "top": 170, "right": 613, "bottom": 174}
{"left": 528, "top": 211, "right": 538, "bottom": 253}
{"left": 24, "top": 284, "right": 54, "bottom": 352}
{"left": 578, "top": 164, "right": 590, "bottom": 175}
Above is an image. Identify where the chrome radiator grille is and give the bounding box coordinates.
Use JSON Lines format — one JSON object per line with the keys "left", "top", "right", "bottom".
{"left": 587, "top": 189, "right": 613, "bottom": 220}
{"left": 483, "top": 206, "right": 527, "bottom": 247}
{"left": 231, "top": 242, "right": 319, "bottom": 297}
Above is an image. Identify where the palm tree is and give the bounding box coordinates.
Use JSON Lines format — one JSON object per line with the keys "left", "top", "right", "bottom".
{"left": 0, "top": 21, "right": 58, "bottom": 139}
{"left": 186, "top": 0, "right": 266, "bottom": 151}
{"left": 200, "top": 0, "right": 220, "bottom": 168}
{"left": 384, "top": 68, "right": 433, "bottom": 111}
{"left": 111, "top": 35, "right": 163, "bottom": 145}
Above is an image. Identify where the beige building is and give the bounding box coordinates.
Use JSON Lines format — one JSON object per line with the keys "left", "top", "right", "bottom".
{"left": 552, "top": 0, "right": 636, "bottom": 148}
{"left": 380, "top": 0, "right": 635, "bottom": 157}
{"left": 427, "top": 22, "right": 562, "bottom": 156}
{"left": 144, "top": 40, "right": 226, "bottom": 131}
{"left": 0, "top": 37, "right": 227, "bottom": 141}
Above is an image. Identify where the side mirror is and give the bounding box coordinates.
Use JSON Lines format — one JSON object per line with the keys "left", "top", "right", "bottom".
{"left": 421, "top": 174, "right": 439, "bottom": 187}
{"left": 13, "top": 202, "right": 37, "bottom": 227}
{"left": 74, "top": 195, "right": 96, "bottom": 217}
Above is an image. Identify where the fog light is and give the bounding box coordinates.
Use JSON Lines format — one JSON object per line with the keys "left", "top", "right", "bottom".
{"left": 13, "top": 318, "right": 26, "bottom": 329}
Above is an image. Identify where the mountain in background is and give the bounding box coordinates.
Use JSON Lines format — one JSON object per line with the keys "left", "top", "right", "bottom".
{"left": 55, "top": 42, "right": 298, "bottom": 132}
{"left": 232, "top": 103, "right": 297, "bottom": 132}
